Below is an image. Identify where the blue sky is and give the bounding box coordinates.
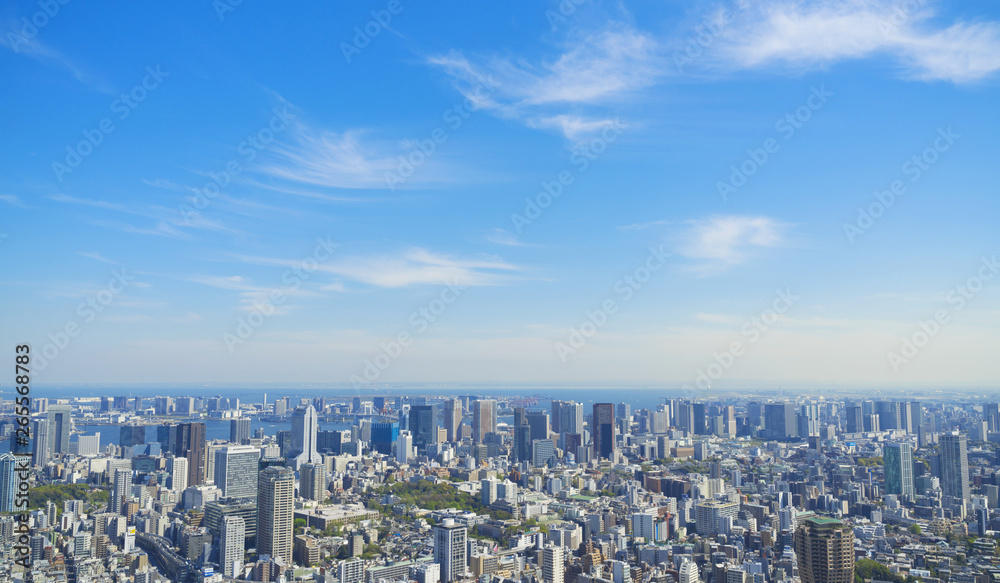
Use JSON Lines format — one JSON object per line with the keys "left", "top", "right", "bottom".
{"left": 2, "top": 0, "right": 999, "bottom": 388}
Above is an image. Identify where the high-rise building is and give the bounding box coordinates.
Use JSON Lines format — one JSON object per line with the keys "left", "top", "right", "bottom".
{"left": 514, "top": 425, "right": 531, "bottom": 463}
{"left": 32, "top": 418, "right": 50, "bottom": 467}
{"left": 444, "top": 399, "right": 462, "bottom": 443}
{"left": 845, "top": 406, "right": 863, "bottom": 434}
{"left": 396, "top": 431, "right": 413, "bottom": 464}
{"left": 371, "top": 422, "right": 400, "bottom": 455}
{"left": 409, "top": 405, "right": 436, "bottom": 451}
{"left": 533, "top": 439, "right": 556, "bottom": 468}
{"left": 542, "top": 546, "right": 565, "bottom": 583}
{"left": 799, "top": 404, "right": 820, "bottom": 437}
{"left": 119, "top": 425, "right": 146, "bottom": 448}
{"left": 526, "top": 411, "right": 550, "bottom": 442}
{"left": 221, "top": 515, "right": 246, "bottom": 578}
{"left": 230, "top": 418, "right": 251, "bottom": 444}
{"left": 909, "top": 402, "right": 923, "bottom": 433}
{"left": 47, "top": 404, "right": 72, "bottom": 455}
{"left": 318, "top": 430, "right": 343, "bottom": 455}
{"left": 257, "top": 465, "right": 294, "bottom": 563}
{"left": 592, "top": 403, "right": 615, "bottom": 460}
{"left": 675, "top": 401, "right": 695, "bottom": 433}
{"left": 884, "top": 442, "right": 914, "bottom": 498}
{"left": 215, "top": 445, "right": 260, "bottom": 499}
{"left": 167, "top": 456, "right": 188, "bottom": 493}
{"left": 289, "top": 405, "right": 321, "bottom": 469}
{"left": 160, "top": 423, "right": 207, "bottom": 487}
{"left": 794, "top": 516, "right": 855, "bottom": 583}
{"left": 299, "top": 463, "right": 326, "bottom": 501}
{"left": 695, "top": 500, "right": 739, "bottom": 536}
{"left": 111, "top": 469, "right": 131, "bottom": 515}
{"left": 691, "top": 403, "right": 706, "bottom": 435}
{"left": 764, "top": 404, "right": 797, "bottom": 439}
{"left": 552, "top": 400, "right": 583, "bottom": 435}
{"left": 472, "top": 400, "right": 496, "bottom": 444}
{"left": 876, "top": 401, "right": 901, "bottom": 431}
{"left": 204, "top": 499, "right": 257, "bottom": 548}
{"left": 433, "top": 519, "right": 467, "bottom": 583}
{"left": 0, "top": 453, "right": 17, "bottom": 512}
{"left": 940, "top": 432, "right": 971, "bottom": 501}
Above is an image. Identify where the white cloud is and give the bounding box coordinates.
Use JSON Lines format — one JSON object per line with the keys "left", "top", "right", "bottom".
{"left": 486, "top": 228, "right": 529, "bottom": 247}
{"left": 0, "top": 34, "right": 114, "bottom": 94}
{"left": 50, "top": 193, "right": 242, "bottom": 238}
{"left": 76, "top": 251, "right": 118, "bottom": 264}
{"left": 258, "top": 124, "right": 400, "bottom": 190}
{"left": 430, "top": 24, "right": 658, "bottom": 139}
{"left": 676, "top": 215, "right": 787, "bottom": 272}
{"left": 714, "top": 0, "right": 1000, "bottom": 83}
{"left": 0, "top": 194, "right": 28, "bottom": 207}
{"left": 234, "top": 248, "right": 524, "bottom": 288}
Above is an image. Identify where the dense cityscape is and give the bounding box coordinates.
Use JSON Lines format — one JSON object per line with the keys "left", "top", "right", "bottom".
{"left": 2, "top": 392, "right": 1000, "bottom": 583}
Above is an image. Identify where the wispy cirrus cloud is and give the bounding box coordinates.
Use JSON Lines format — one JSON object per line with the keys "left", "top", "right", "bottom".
{"left": 255, "top": 119, "right": 474, "bottom": 195}
{"left": 257, "top": 125, "right": 400, "bottom": 190}
{"left": 0, "top": 194, "right": 29, "bottom": 208}
{"left": 233, "top": 247, "right": 525, "bottom": 288}
{"left": 486, "top": 228, "right": 532, "bottom": 247}
{"left": 50, "top": 193, "right": 241, "bottom": 238}
{"left": 76, "top": 251, "right": 118, "bottom": 264}
{"left": 0, "top": 34, "right": 114, "bottom": 94}
{"left": 711, "top": 0, "right": 1000, "bottom": 83}
{"left": 675, "top": 215, "right": 788, "bottom": 273}
{"left": 430, "top": 24, "right": 659, "bottom": 139}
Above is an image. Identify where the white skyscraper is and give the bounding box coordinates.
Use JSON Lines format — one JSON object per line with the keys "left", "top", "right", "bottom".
{"left": 168, "top": 456, "right": 188, "bottom": 493}
{"left": 221, "top": 515, "right": 246, "bottom": 577}
{"left": 542, "top": 545, "right": 565, "bottom": 583}
{"left": 396, "top": 430, "right": 413, "bottom": 463}
{"left": 214, "top": 445, "right": 260, "bottom": 499}
{"left": 289, "top": 405, "right": 322, "bottom": 469}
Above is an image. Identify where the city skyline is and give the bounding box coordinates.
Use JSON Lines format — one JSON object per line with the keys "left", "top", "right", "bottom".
{"left": 2, "top": 2, "right": 999, "bottom": 387}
